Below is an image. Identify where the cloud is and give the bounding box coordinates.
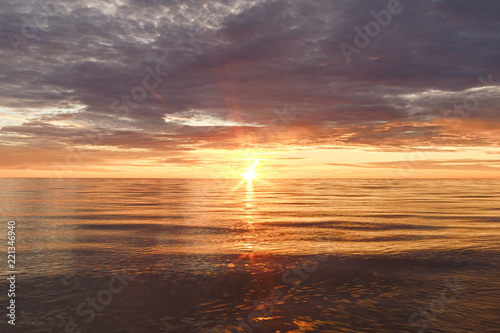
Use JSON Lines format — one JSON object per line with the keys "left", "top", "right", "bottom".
{"left": 0, "top": 0, "right": 499, "bottom": 173}
{"left": 327, "top": 159, "right": 500, "bottom": 171}
{"left": 160, "top": 157, "right": 202, "bottom": 165}
{"left": 163, "top": 109, "right": 264, "bottom": 127}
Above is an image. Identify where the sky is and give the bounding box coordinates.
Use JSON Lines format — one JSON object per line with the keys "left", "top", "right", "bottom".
{"left": 0, "top": 0, "right": 499, "bottom": 179}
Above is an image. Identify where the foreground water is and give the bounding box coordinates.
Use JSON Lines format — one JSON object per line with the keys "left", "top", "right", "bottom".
{"left": 0, "top": 178, "right": 499, "bottom": 332}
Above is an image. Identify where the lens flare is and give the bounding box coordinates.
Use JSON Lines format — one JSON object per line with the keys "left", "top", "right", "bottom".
{"left": 241, "top": 159, "right": 259, "bottom": 182}
{"left": 242, "top": 167, "right": 257, "bottom": 182}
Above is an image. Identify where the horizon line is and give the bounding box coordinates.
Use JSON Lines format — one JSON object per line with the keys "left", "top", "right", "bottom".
{"left": 0, "top": 177, "right": 498, "bottom": 180}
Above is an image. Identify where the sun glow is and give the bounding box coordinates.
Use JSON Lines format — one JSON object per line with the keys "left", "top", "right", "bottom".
{"left": 241, "top": 159, "right": 259, "bottom": 182}
{"left": 242, "top": 168, "right": 257, "bottom": 182}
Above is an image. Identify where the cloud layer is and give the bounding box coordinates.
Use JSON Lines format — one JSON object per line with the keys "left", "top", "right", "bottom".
{"left": 1, "top": 0, "right": 499, "bottom": 175}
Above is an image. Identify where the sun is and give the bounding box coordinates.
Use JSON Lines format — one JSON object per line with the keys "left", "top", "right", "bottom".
{"left": 241, "top": 159, "right": 259, "bottom": 182}
{"left": 242, "top": 167, "right": 257, "bottom": 182}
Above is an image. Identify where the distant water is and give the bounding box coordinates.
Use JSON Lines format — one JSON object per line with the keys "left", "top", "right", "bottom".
{"left": 1, "top": 178, "right": 499, "bottom": 332}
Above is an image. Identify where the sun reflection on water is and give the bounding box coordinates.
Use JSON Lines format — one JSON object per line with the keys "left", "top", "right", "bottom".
{"left": 233, "top": 180, "right": 258, "bottom": 260}
{"left": 245, "top": 181, "right": 254, "bottom": 211}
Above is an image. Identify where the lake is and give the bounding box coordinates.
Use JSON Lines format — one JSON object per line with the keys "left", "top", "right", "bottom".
{"left": 1, "top": 178, "right": 499, "bottom": 332}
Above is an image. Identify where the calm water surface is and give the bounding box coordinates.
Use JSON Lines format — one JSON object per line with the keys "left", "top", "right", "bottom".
{"left": 0, "top": 178, "right": 499, "bottom": 332}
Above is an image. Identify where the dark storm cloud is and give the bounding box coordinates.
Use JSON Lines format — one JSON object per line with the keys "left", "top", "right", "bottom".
{"left": 1, "top": 0, "right": 499, "bottom": 157}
